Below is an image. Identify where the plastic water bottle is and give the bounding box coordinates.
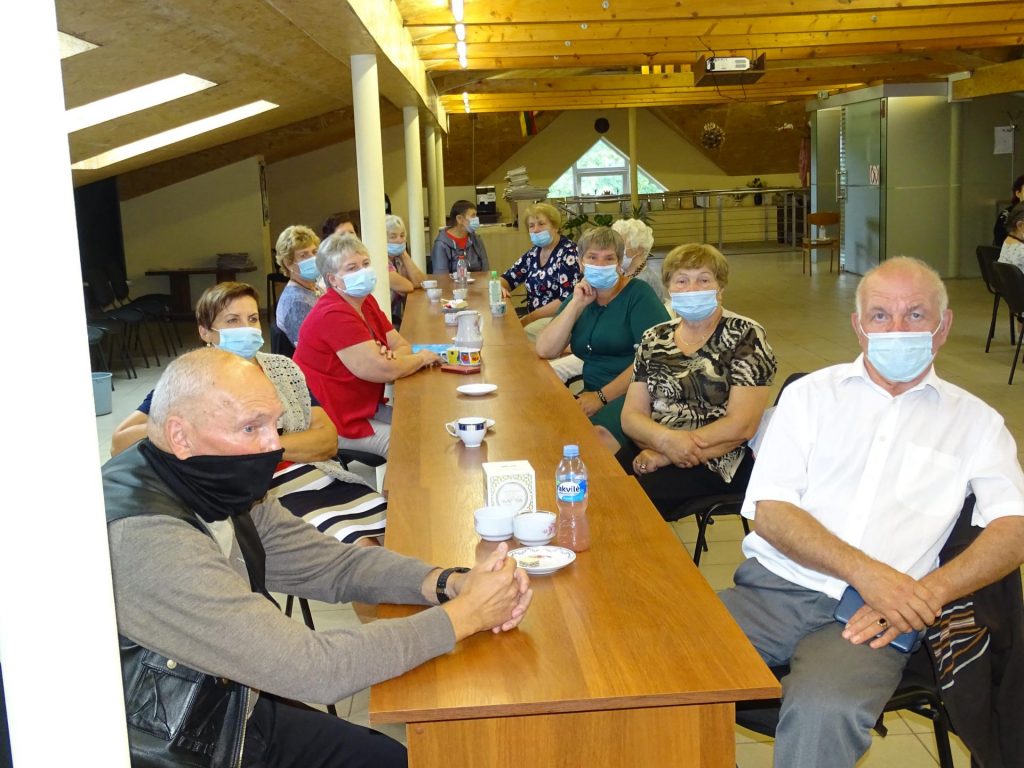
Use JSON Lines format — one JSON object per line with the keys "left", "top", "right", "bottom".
{"left": 488, "top": 270, "right": 502, "bottom": 305}
{"left": 456, "top": 250, "right": 468, "bottom": 292}
{"left": 555, "top": 444, "right": 590, "bottom": 552}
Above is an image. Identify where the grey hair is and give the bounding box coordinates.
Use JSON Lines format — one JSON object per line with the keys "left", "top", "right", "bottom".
{"left": 317, "top": 233, "right": 368, "bottom": 277}
{"left": 611, "top": 218, "right": 654, "bottom": 255}
{"left": 854, "top": 256, "right": 949, "bottom": 318}
{"left": 577, "top": 226, "right": 624, "bottom": 263}
{"left": 385, "top": 214, "right": 405, "bottom": 235}
{"left": 149, "top": 348, "right": 233, "bottom": 438}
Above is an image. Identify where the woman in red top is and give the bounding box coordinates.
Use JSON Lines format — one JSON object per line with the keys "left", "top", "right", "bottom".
{"left": 294, "top": 234, "right": 439, "bottom": 458}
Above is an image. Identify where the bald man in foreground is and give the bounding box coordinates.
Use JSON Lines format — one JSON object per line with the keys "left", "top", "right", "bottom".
{"left": 103, "top": 348, "right": 531, "bottom": 768}
{"left": 720, "top": 257, "right": 1024, "bottom": 767}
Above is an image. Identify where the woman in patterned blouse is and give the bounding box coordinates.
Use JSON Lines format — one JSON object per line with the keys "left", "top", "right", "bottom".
{"left": 500, "top": 203, "right": 580, "bottom": 329}
{"left": 620, "top": 244, "right": 777, "bottom": 520}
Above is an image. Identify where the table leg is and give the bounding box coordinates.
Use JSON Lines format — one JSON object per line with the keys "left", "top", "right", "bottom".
{"left": 405, "top": 703, "right": 734, "bottom": 767}
{"left": 165, "top": 274, "right": 193, "bottom": 319}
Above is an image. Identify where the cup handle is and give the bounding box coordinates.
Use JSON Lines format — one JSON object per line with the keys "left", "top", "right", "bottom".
{"left": 445, "top": 422, "right": 458, "bottom": 437}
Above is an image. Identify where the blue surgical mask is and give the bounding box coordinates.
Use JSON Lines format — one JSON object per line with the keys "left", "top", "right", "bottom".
{"left": 671, "top": 290, "right": 719, "bottom": 322}
{"left": 530, "top": 230, "right": 553, "bottom": 248}
{"left": 340, "top": 267, "right": 377, "bottom": 298}
{"left": 584, "top": 264, "right": 619, "bottom": 290}
{"left": 297, "top": 257, "right": 319, "bottom": 281}
{"left": 467, "top": 216, "right": 480, "bottom": 232}
{"left": 386, "top": 241, "right": 406, "bottom": 257}
{"left": 215, "top": 326, "right": 263, "bottom": 359}
{"left": 861, "top": 323, "right": 941, "bottom": 383}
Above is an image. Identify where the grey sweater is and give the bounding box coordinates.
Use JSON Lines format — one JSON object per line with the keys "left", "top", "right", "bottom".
{"left": 103, "top": 446, "right": 456, "bottom": 705}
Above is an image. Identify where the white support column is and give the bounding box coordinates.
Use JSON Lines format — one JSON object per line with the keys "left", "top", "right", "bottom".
{"left": 403, "top": 106, "right": 427, "bottom": 272}
{"left": 1, "top": 3, "right": 130, "bottom": 766}
{"left": 424, "top": 121, "right": 441, "bottom": 255}
{"left": 435, "top": 128, "right": 447, "bottom": 226}
{"left": 628, "top": 107, "right": 639, "bottom": 212}
{"left": 350, "top": 53, "right": 391, "bottom": 314}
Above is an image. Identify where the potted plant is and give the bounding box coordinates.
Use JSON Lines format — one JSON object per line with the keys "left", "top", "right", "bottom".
{"left": 748, "top": 177, "right": 766, "bottom": 206}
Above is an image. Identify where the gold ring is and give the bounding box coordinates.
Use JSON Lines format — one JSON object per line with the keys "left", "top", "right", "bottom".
{"left": 877, "top": 617, "right": 888, "bottom": 628}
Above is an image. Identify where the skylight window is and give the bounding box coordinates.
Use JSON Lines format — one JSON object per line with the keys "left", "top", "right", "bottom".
{"left": 66, "top": 74, "right": 217, "bottom": 133}
{"left": 71, "top": 100, "right": 279, "bottom": 171}
{"left": 548, "top": 138, "right": 667, "bottom": 197}
{"left": 58, "top": 31, "right": 97, "bottom": 59}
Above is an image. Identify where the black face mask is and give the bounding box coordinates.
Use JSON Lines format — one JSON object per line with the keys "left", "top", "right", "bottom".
{"left": 139, "top": 441, "right": 284, "bottom": 523}
{"left": 139, "top": 441, "right": 285, "bottom": 604}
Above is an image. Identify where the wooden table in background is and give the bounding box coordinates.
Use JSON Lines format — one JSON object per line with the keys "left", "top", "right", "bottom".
{"left": 371, "top": 279, "right": 779, "bottom": 767}
{"left": 144, "top": 264, "right": 256, "bottom": 318}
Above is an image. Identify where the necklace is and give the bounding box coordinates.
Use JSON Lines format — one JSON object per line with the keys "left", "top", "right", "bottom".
{"left": 675, "top": 315, "right": 720, "bottom": 347}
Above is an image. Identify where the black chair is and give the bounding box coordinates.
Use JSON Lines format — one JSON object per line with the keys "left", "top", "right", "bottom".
{"left": 105, "top": 266, "right": 181, "bottom": 358}
{"left": 267, "top": 273, "right": 295, "bottom": 357}
{"left": 737, "top": 646, "right": 955, "bottom": 768}
{"left": 670, "top": 371, "right": 807, "bottom": 564}
{"left": 977, "top": 245, "right": 1014, "bottom": 352}
{"left": 84, "top": 268, "right": 154, "bottom": 372}
{"left": 990, "top": 262, "right": 1024, "bottom": 383}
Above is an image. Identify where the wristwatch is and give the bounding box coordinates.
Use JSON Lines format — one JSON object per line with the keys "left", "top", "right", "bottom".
{"left": 435, "top": 566, "right": 470, "bottom": 604}
{"left": 596, "top": 389, "right": 608, "bottom": 405}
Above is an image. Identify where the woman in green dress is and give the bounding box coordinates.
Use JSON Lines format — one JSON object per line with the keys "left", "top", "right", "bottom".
{"left": 536, "top": 226, "right": 669, "bottom": 451}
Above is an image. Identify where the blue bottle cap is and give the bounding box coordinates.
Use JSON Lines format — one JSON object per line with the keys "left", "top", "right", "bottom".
{"left": 563, "top": 444, "right": 579, "bottom": 457}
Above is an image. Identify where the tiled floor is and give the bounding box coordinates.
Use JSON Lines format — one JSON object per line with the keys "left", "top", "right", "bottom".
{"left": 95, "top": 248, "right": 1021, "bottom": 766}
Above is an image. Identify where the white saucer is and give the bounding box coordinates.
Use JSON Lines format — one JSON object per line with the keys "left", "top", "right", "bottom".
{"left": 508, "top": 546, "right": 577, "bottom": 575}
{"left": 457, "top": 383, "right": 497, "bottom": 396}
{"left": 445, "top": 418, "right": 495, "bottom": 434}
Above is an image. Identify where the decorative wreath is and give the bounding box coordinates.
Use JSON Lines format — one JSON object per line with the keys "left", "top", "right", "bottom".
{"left": 700, "top": 122, "right": 725, "bottom": 150}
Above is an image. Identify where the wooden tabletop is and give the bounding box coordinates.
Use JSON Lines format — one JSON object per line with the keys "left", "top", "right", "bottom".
{"left": 371, "top": 279, "right": 779, "bottom": 760}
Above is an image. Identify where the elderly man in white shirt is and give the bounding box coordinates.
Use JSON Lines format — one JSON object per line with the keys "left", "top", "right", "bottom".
{"left": 720, "top": 256, "right": 1024, "bottom": 768}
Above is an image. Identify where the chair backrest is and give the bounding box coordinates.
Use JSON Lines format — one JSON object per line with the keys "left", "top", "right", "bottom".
{"left": 267, "top": 272, "right": 288, "bottom": 319}
{"left": 991, "top": 262, "right": 1024, "bottom": 315}
{"left": 83, "top": 267, "right": 116, "bottom": 310}
{"left": 976, "top": 245, "right": 1001, "bottom": 295}
{"left": 269, "top": 323, "right": 295, "bottom": 358}
{"left": 807, "top": 211, "right": 840, "bottom": 227}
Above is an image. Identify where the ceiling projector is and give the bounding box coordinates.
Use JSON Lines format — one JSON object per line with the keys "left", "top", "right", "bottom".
{"left": 705, "top": 57, "right": 751, "bottom": 72}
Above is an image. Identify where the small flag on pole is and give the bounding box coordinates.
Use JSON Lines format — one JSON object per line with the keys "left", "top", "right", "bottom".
{"left": 519, "top": 111, "right": 539, "bottom": 137}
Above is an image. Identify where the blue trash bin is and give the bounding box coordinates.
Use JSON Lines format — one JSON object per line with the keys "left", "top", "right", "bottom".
{"left": 92, "top": 372, "right": 113, "bottom": 416}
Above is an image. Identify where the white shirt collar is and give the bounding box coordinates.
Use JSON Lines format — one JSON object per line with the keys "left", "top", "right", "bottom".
{"left": 841, "top": 353, "right": 944, "bottom": 401}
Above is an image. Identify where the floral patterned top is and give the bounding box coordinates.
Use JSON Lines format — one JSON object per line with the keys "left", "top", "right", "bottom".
{"left": 632, "top": 310, "right": 777, "bottom": 482}
{"left": 501, "top": 236, "right": 581, "bottom": 311}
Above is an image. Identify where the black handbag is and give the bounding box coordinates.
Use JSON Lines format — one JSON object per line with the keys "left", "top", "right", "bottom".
{"left": 120, "top": 637, "right": 249, "bottom": 768}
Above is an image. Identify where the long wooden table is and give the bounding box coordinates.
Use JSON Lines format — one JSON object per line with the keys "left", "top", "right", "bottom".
{"left": 371, "top": 280, "right": 779, "bottom": 766}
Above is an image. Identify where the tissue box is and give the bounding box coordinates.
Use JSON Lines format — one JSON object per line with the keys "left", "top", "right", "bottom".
{"left": 483, "top": 460, "right": 536, "bottom": 514}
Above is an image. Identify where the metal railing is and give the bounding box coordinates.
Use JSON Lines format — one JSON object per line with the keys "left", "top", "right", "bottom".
{"left": 550, "top": 187, "right": 809, "bottom": 251}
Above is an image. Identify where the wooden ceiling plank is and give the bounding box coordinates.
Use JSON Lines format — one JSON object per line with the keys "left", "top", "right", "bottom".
{"left": 399, "top": 0, "right": 1022, "bottom": 26}
{"left": 415, "top": 22, "right": 1024, "bottom": 60}
{"left": 415, "top": 6, "right": 1024, "bottom": 46}
{"left": 426, "top": 36, "right": 1024, "bottom": 70}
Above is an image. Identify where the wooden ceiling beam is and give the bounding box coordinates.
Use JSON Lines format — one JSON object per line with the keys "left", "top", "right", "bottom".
{"left": 400, "top": 0, "right": 1021, "bottom": 27}
{"left": 414, "top": 6, "right": 1024, "bottom": 46}
{"left": 415, "top": 24, "right": 1024, "bottom": 61}
{"left": 425, "top": 37, "right": 1024, "bottom": 70}
{"left": 953, "top": 56, "right": 1024, "bottom": 98}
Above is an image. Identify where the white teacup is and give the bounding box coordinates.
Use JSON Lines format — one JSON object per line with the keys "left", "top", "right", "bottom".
{"left": 513, "top": 511, "right": 557, "bottom": 546}
{"left": 426, "top": 287, "right": 442, "bottom": 302}
{"left": 445, "top": 417, "right": 487, "bottom": 447}
{"left": 473, "top": 506, "right": 515, "bottom": 541}
{"left": 452, "top": 288, "right": 468, "bottom": 301}
{"left": 421, "top": 279, "right": 438, "bottom": 289}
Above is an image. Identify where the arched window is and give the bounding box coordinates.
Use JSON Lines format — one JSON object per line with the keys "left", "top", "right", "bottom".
{"left": 548, "top": 138, "right": 667, "bottom": 197}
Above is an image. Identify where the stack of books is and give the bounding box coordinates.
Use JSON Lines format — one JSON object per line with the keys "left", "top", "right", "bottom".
{"left": 503, "top": 166, "right": 548, "bottom": 201}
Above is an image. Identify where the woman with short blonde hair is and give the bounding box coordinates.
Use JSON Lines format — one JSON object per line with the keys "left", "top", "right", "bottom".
{"left": 499, "top": 202, "right": 581, "bottom": 329}
{"left": 620, "top": 243, "right": 776, "bottom": 520}
{"left": 274, "top": 224, "right": 323, "bottom": 347}
{"left": 384, "top": 214, "right": 428, "bottom": 326}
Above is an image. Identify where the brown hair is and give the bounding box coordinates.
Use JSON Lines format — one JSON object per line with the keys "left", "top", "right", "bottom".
{"left": 195, "top": 282, "right": 260, "bottom": 330}
{"left": 662, "top": 243, "right": 729, "bottom": 288}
